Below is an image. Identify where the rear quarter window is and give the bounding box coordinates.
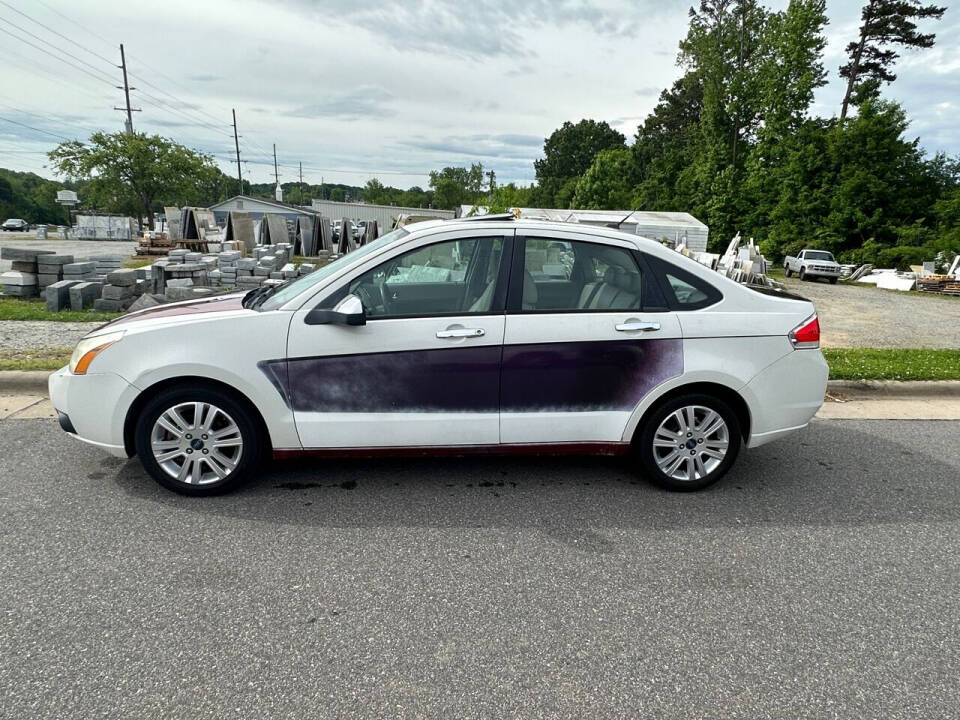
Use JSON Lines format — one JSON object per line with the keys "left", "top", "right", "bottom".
{"left": 644, "top": 254, "right": 722, "bottom": 310}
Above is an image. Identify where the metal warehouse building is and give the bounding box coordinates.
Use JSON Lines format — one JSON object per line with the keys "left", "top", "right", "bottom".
{"left": 458, "top": 206, "right": 709, "bottom": 253}
{"left": 209, "top": 195, "right": 314, "bottom": 224}
{"left": 311, "top": 199, "right": 453, "bottom": 228}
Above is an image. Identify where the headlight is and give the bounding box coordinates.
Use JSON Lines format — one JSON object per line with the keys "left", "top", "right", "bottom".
{"left": 69, "top": 331, "right": 125, "bottom": 375}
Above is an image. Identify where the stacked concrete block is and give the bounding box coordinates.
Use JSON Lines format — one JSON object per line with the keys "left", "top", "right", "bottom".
{"left": 168, "top": 249, "right": 188, "bottom": 264}
{"left": 299, "top": 263, "right": 317, "bottom": 275}
{"left": 91, "top": 255, "right": 124, "bottom": 282}
{"left": 62, "top": 261, "right": 96, "bottom": 283}
{"left": 165, "top": 262, "right": 210, "bottom": 287}
{"left": 281, "top": 263, "right": 297, "bottom": 279}
{"left": 45, "top": 280, "right": 79, "bottom": 311}
{"left": 36, "top": 254, "right": 75, "bottom": 289}
{"left": 1, "top": 248, "right": 54, "bottom": 295}
{"left": 69, "top": 282, "right": 103, "bottom": 310}
{"left": 93, "top": 268, "right": 140, "bottom": 312}
{"left": 1, "top": 271, "right": 39, "bottom": 297}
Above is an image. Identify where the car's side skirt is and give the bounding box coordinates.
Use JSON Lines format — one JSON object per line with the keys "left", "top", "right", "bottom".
{"left": 273, "top": 441, "right": 630, "bottom": 460}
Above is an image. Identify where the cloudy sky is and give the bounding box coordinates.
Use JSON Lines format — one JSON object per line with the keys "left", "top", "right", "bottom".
{"left": 0, "top": 0, "right": 956, "bottom": 190}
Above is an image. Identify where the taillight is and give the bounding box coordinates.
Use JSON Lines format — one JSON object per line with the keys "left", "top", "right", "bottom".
{"left": 789, "top": 314, "right": 820, "bottom": 349}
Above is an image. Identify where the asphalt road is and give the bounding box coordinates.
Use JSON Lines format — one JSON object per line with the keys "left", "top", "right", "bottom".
{"left": 2, "top": 418, "right": 958, "bottom": 719}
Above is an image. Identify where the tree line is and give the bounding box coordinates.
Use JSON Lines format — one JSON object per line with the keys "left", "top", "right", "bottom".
{"left": 8, "top": 0, "right": 956, "bottom": 268}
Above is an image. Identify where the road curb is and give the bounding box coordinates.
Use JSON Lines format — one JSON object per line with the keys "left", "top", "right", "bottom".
{"left": 2, "top": 370, "right": 960, "bottom": 399}
{"left": 826, "top": 380, "right": 960, "bottom": 398}
{"left": 0, "top": 371, "right": 52, "bottom": 393}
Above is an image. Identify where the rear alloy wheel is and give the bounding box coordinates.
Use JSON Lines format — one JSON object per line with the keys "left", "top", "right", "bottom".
{"left": 135, "top": 386, "right": 261, "bottom": 495}
{"left": 636, "top": 394, "right": 741, "bottom": 491}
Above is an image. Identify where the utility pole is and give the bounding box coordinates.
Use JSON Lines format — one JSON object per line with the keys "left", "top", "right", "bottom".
{"left": 486, "top": 169, "right": 496, "bottom": 193}
{"left": 272, "top": 143, "right": 283, "bottom": 201}
{"left": 114, "top": 43, "right": 140, "bottom": 134}
{"left": 231, "top": 109, "right": 243, "bottom": 196}
{"left": 299, "top": 162, "right": 304, "bottom": 207}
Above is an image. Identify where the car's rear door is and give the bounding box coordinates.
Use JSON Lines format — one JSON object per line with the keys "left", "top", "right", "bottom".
{"left": 500, "top": 230, "right": 683, "bottom": 445}
{"left": 285, "top": 229, "right": 512, "bottom": 448}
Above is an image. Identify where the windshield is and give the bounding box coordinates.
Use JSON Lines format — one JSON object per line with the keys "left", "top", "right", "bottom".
{"left": 258, "top": 227, "right": 409, "bottom": 311}
{"left": 805, "top": 251, "right": 834, "bottom": 262}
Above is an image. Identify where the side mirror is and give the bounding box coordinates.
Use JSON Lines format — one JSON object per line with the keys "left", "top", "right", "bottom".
{"left": 305, "top": 294, "right": 366, "bottom": 326}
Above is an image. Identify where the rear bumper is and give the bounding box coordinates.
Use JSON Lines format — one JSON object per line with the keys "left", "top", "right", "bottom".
{"left": 48, "top": 366, "right": 138, "bottom": 457}
{"left": 742, "top": 349, "right": 829, "bottom": 448}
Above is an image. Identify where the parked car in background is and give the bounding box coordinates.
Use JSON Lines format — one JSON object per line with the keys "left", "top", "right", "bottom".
{"left": 50, "top": 218, "right": 828, "bottom": 496}
{"left": 2, "top": 218, "right": 29, "bottom": 232}
{"left": 783, "top": 249, "right": 841, "bottom": 283}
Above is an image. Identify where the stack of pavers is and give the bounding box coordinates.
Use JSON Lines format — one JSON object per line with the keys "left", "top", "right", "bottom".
{"left": 91, "top": 255, "right": 124, "bottom": 282}
{"left": 0, "top": 247, "right": 52, "bottom": 297}
{"left": 36, "top": 253, "right": 75, "bottom": 291}
{"left": 215, "top": 250, "right": 242, "bottom": 287}
{"left": 94, "top": 268, "right": 140, "bottom": 312}
{"left": 235, "top": 256, "right": 261, "bottom": 290}
{"left": 61, "top": 260, "right": 99, "bottom": 311}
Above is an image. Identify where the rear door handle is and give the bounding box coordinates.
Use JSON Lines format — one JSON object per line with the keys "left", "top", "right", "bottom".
{"left": 437, "top": 327, "right": 485, "bottom": 338}
{"left": 615, "top": 320, "right": 660, "bottom": 332}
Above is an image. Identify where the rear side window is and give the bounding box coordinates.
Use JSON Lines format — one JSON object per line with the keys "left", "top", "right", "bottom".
{"left": 644, "top": 255, "right": 722, "bottom": 310}
{"left": 516, "top": 238, "right": 643, "bottom": 312}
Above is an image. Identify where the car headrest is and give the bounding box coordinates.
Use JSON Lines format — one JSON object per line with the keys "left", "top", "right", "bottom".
{"left": 523, "top": 270, "right": 538, "bottom": 306}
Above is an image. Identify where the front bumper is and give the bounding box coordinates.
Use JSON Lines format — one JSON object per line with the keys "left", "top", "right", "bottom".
{"left": 48, "top": 366, "right": 139, "bottom": 457}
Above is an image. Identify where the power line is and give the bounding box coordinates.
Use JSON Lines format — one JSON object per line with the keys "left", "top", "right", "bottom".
{"left": 0, "top": 45, "right": 114, "bottom": 106}
{"left": 33, "top": 0, "right": 114, "bottom": 49}
{"left": 0, "top": 27, "right": 115, "bottom": 88}
{"left": 0, "top": 0, "right": 116, "bottom": 67}
{"left": 0, "top": 115, "right": 72, "bottom": 142}
{"left": 0, "top": 15, "right": 117, "bottom": 85}
{"left": 0, "top": 101, "right": 98, "bottom": 138}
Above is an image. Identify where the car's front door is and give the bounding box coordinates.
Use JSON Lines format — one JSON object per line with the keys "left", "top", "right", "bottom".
{"left": 500, "top": 231, "right": 683, "bottom": 445}
{"left": 285, "top": 230, "right": 511, "bottom": 448}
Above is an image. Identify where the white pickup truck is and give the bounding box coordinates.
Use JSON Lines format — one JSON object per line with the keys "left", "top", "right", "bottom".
{"left": 783, "top": 249, "right": 841, "bottom": 283}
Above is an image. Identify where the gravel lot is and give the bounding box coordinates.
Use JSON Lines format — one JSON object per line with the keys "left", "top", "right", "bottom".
{"left": 781, "top": 275, "right": 960, "bottom": 348}
{"left": 2, "top": 417, "right": 959, "bottom": 718}
{"left": 0, "top": 320, "right": 101, "bottom": 350}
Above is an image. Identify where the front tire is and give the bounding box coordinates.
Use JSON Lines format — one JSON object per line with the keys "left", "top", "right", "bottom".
{"left": 635, "top": 394, "right": 741, "bottom": 491}
{"left": 829, "top": 276, "right": 838, "bottom": 284}
{"left": 798, "top": 268, "right": 806, "bottom": 281}
{"left": 134, "top": 385, "right": 262, "bottom": 495}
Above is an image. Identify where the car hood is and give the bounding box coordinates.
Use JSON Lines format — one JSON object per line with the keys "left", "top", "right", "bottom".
{"left": 92, "top": 292, "right": 250, "bottom": 335}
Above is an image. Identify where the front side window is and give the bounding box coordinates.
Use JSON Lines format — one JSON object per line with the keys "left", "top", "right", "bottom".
{"left": 347, "top": 236, "right": 504, "bottom": 319}
{"left": 519, "top": 238, "right": 642, "bottom": 312}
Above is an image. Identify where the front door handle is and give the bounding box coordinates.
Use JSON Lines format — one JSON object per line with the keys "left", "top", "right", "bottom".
{"left": 437, "top": 327, "right": 485, "bottom": 338}
{"left": 615, "top": 320, "right": 661, "bottom": 332}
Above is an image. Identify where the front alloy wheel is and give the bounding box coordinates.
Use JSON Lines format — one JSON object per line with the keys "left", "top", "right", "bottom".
{"left": 637, "top": 394, "right": 741, "bottom": 491}
{"left": 135, "top": 386, "right": 261, "bottom": 495}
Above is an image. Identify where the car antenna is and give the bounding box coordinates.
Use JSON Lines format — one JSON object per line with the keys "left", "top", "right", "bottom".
{"left": 608, "top": 206, "right": 641, "bottom": 230}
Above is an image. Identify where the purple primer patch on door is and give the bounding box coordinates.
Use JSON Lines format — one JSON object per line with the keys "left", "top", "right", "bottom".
{"left": 276, "top": 346, "right": 502, "bottom": 413}
{"left": 500, "top": 338, "right": 683, "bottom": 412}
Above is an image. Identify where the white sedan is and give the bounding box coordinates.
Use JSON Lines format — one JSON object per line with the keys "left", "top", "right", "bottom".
{"left": 50, "top": 218, "right": 828, "bottom": 494}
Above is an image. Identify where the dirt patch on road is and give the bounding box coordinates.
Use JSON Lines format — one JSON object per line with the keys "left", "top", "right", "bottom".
{"left": 781, "top": 276, "right": 960, "bottom": 349}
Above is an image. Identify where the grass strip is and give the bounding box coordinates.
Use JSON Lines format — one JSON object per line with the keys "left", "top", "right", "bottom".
{"left": 823, "top": 348, "right": 960, "bottom": 381}
{"left": 0, "top": 297, "right": 119, "bottom": 322}
{"left": 0, "top": 348, "right": 72, "bottom": 371}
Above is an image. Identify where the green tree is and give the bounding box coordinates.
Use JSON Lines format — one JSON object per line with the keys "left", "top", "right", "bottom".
{"left": 428, "top": 163, "right": 485, "bottom": 209}
{"left": 48, "top": 132, "right": 221, "bottom": 228}
{"left": 533, "top": 120, "right": 626, "bottom": 207}
{"left": 839, "top": 0, "right": 946, "bottom": 121}
{"left": 363, "top": 177, "right": 388, "bottom": 204}
{"left": 572, "top": 149, "right": 639, "bottom": 210}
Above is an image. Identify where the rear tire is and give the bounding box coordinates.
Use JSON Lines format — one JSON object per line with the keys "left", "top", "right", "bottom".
{"left": 634, "top": 393, "right": 742, "bottom": 492}
{"left": 785, "top": 267, "right": 793, "bottom": 278}
{"left": 134, "top": 385, "right": 262, "bottom": 496}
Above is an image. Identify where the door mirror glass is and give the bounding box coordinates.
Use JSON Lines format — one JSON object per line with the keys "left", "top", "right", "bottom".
{"left": 305, "top": 293, "right": 366, "bottom": 326}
